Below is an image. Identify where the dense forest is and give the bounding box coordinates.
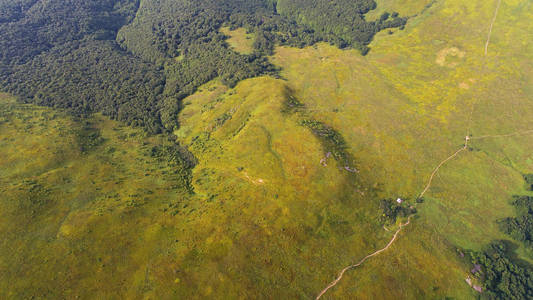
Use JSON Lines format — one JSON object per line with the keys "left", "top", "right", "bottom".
{"left": 499, "top": 195, "right": 533, "bottom": 249}
{"left": 0, "top": 0, "right": 406, "bottom": 134}
{"left": 276, "top": 0, "right": 407, "bottom": 53}
{"left": 468, "top": 242, "right": 533, "bottom": 299}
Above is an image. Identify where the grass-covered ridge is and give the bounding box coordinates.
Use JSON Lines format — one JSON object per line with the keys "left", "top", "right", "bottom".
{"left": 0, "top": 80, "right": 420, "bottom": 298}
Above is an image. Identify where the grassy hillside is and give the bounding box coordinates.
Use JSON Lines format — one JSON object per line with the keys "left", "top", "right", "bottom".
{"left": 175, "top": 76, "right": 478, "bottom": 298}
{"left": 1, "top": 0, "right": 532, "bottom": 298}
{"left": 0, "top": 75, "right": 467, "bottom": 299}
{"left": 0, "top": 94, "right": 197, "bottom": 298}
{"left": 271, "top": 0, "right": 533, "bottom": 297}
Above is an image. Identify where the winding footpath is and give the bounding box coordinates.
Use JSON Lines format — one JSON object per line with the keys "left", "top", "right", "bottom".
{"left": 316, "top": 1, "right": 506, "bottom": 298}
{"left": 418, "top": 136, "right": 470, "bottom": 199}
{"left": 316, "top": 135, "right": 469, "bottom": 299}
{"left": 316, "top": 216, "right": 412, "bottom": 299}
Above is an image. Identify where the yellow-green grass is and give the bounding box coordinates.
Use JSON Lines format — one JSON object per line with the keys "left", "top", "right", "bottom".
{"left": 1, "top": 80, "right": 455, "bottom": 298}
{"left": 176, "top": 77, "right": 395, "bottom": 297}
{"left": 0, "top": 94, "right": 198, "bottom": 298}
{"left": 269, "top": 0, "right": 533, "bottom": 297}
{"left": 2, "top": 0, "right": 533, "bottom": 298}
{"left": 0, "top": 73, "right": 470, "bottom": 299}
{"left": 173, "top": 73, "right": 482, "bottom": 298}
{"left": 220, "top": 27, "right": 255, "bottom": 55}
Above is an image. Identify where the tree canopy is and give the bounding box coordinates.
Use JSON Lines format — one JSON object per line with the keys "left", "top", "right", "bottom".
{"left": 0, "top": 0, "right": 407, "bottom": 134}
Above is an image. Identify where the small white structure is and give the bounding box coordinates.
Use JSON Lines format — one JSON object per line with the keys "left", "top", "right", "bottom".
{"left": 396, "top": 198, "right": 403, "bottom": 204}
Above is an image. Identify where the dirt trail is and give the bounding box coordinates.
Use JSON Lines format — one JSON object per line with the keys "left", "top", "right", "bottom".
{"left": 471, "top": 129, "right": 533, "bottom": 140}
{"left": 315, "top": 1, "right": 507, "bottom": 298}
{"left": 418, "top": 136, "right": 470, "bottom": 199}
{"left": 315, "top": 136, "right": 469, "bottom": 299}
{"left": 316, "top": 216, "right": 412, "bottom": 300}
{"left": 485, "top": 0, "right": 502, "bottom": 56}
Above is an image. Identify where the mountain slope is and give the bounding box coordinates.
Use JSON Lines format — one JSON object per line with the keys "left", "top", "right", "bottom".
{"left": 0, "top": 0, "right": 532, "bottom": 298}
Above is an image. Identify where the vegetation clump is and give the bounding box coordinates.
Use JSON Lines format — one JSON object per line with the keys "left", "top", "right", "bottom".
{"left": 300, "top": 119, "right": 348, "bottom": 162}
{"left": 523, "top": 174, "right": 533, "bottom": 191}
{"left": 75, "top": 121, "right": 104, "bottom": 154}
{"left": 499, "top": 195, "right": 533, "bottom": 249}
{"left": 18, "top": 179, "right": 52, "bottom": 213}
{"left": 214, "top": 112, "right": 233, "bottom": 129}
{"left": 379, "top": 198, "right": 416, "bottom": 224}
{"left": 148, "top": 144, "right": 196, "bottom": 193}
{"left": 468, "top": 176, "right": 533, "bottom": 297}
{"left": 281, "top": 94, "right": 305, "bottom": 114}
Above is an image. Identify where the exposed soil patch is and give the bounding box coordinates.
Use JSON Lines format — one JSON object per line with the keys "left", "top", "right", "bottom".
{"left": 436, "top": 47, "right": 466, "bottom": 67}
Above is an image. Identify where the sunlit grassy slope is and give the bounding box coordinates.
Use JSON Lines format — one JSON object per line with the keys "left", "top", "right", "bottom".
{"left": 270, "top": 0, "right": 533, "bottom": 297}
{"left": 1, "top": 0, "right": 533, "bottom": 299}
{"left": 174, "top": 77, "right": 395, "bottom": 297}
{"left": 1, "top": 77, "right": 468, "bottom": 299}
{"left": 0, "top": 94, "right": 196, "bottom": 298}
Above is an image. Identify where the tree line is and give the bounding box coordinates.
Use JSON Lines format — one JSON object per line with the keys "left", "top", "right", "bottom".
{"left": 0, "top": 0, "right": 408, "bottom": 135}
{"left": 465, "top": 175, "right": 533, "bottom": 298}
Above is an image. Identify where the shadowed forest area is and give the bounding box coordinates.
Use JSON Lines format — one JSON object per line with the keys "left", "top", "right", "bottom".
{"left": 0, "top": 0, "right": 406, "bottom": 134}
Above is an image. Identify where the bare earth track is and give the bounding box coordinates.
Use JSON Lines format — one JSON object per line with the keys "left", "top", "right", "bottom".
{"left": 485, "top": 0, "right": 502, "bottom": 56}
{"left": 316, "top": 216, "right": 413, "bottom": 299}
{"left": 472, "top": 129, "right": 533, "bottom": 140}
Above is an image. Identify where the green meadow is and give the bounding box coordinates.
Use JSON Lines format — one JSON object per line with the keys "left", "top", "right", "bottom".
{"left": 1, "top": 0, "right": 533, "bottom": 298}
{"left": 220, "top": 27, "right": 256, "bottom": 55}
